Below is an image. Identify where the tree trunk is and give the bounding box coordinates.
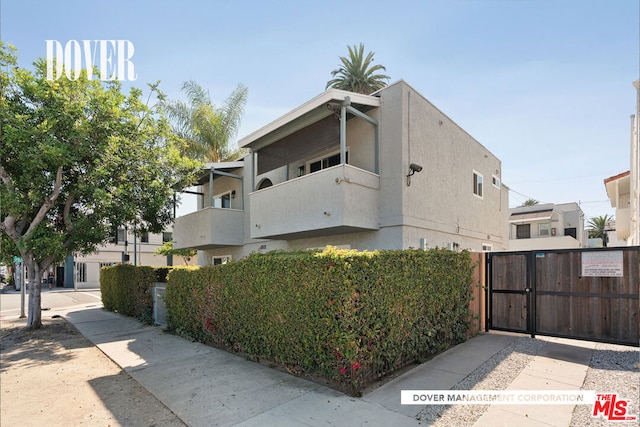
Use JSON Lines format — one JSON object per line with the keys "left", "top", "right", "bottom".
{"left": 24, "top": 254, "right": 43, "bottom": 329}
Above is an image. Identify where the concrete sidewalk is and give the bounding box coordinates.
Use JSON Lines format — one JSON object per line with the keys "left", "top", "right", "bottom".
{"left": 62, "top": 307, "right": 596, "bottom": 426}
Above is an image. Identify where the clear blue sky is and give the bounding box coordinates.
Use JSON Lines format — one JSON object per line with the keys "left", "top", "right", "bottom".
{"left": 2, "top": 0, "right": 638, "bottom": 220}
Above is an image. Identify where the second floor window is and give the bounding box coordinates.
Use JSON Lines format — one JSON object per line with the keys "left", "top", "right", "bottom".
{"left": 305, "top": 150, "right": 348, "bottom": 175}
{"left": 516, "top": 224, "right": 530, "bottom": 239}
{"left": 473, "top": 171, "right": 483, "bottom": 198}
{"left": 214, "top": 192, "right": 231, "bottom": 209}
{"left": 539, "top": 223, "right": 550, "bottom": 237}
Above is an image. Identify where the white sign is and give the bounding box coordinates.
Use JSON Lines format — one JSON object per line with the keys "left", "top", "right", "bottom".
{"left": 582, "top": 251, "right": 624, "bottom": 277}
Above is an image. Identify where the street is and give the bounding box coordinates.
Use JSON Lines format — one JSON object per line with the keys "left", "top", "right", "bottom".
{"left": 0, "top": 288, "right": 102, "bottom": 320}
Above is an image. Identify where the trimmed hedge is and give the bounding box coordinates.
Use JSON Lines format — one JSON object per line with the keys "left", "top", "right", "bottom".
{"left": 100, "top": 265, "right": 170, "bottom": 323}
{"left": 165, "top": 248, "right": 475, "bottom": 395}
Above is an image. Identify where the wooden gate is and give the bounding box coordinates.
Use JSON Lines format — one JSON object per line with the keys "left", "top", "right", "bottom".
{"left": 487, "top": 247, "right": 639, "bottom": 346}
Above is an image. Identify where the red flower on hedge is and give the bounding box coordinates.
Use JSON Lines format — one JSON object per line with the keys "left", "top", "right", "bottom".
{"left": 339, "top": 367, "right": 348, "bottom": 374}
{"left": 351, "top": 361, "right": 361, "bottom": 370}
{"left": 205, "top": 317, "right": 217, "bottom": 332}
{"left": 333, "top": 349, "right": 341, "bottom": 358}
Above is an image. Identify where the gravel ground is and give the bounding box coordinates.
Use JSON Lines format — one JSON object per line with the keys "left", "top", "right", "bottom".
{"left": 570, "top": 343, "right": 639, "bottom": 426}
{"left": 414, "top": 337, "right": 639, "bottom": 426}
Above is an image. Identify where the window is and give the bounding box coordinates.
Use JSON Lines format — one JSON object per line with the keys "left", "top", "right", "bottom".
{"left": 482, "top": 243, "right": 493, "bottom": 252}
{"left": 212, "top": 255, "right": 232, "bottom": 265}
{"left": 539, "top": 223, "right": 550, "bottom": 237}
{"left": 214, "top": 192, "right": 231, "bottom": 209}
{"left": 162, "top": 232, "right": 172, "bottom": 243}
{"left": 305, "top": 150, "right": 348, "bottom": 175}
{"left": 100, "top": 262, "right": 116, "bottom": 269}
{"left": 141, "top": 231, "right": 149, "bottom": 243}
{"left": 516, "top": 224, "right": 531, "bottom": 239}
{"left": 492, "top": 175, "right": 501, "bottom": 189}
{"left": 257, "top": 178, "right": 273, "bottom": 189}
{"left": 117, "top": 228, "right": 126, "bottom": 244}
{"left": 564, "top": 228, "right": 577, "bottom": 239}
{"left": 75, "top": 262, "right": 87, "bottom": 282}
{"left": 473, "top": 171, "right": 483, "bottom": 198}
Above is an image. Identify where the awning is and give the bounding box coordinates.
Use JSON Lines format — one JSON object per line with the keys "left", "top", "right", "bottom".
{"left": 509, "top": 210, "right": 553, "bottom": 223}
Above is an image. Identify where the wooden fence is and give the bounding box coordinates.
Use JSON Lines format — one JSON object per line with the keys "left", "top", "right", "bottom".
{"left": 487, "top": 247, "right": 639, "bottom": 346}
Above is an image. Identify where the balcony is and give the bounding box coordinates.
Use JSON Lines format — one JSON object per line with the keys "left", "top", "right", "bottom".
{"left": 615, "top": 207, "right": 630, "bottom": 240}
{"left": 173, "top": 207, "right": 244, "bottom": 250}
{"left": 250, "top": 164, "right": 379, "bottom": 239}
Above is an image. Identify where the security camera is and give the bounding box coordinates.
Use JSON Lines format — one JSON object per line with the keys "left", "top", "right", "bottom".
{"left": 406, "top": 163, "right": 423, "bottom": 186}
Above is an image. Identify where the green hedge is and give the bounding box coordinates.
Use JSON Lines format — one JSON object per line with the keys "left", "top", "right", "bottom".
{"left": 165, "top": 248, "right": 475, "bottom": 395}
{"left": 100, "top": 265, "right": 169, "bottom": 323}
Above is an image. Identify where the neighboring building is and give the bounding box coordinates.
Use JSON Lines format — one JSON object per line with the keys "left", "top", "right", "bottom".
{"left": 604, "top": 80, "right": 640, "bottom": 246}
{"left": 174, "top": 80, "right": 509, "bottom": 263}
{"left": 64, "top": 228, "right": 186, "bottom": 289}
{"left": 602, "top": 218, "right": 627, "bottom": 247}
{"left": 604, "top": 171, "right": 632, "bottom": 245}
{"left": 507, "top": 202, "right": 586, "bottom": 251}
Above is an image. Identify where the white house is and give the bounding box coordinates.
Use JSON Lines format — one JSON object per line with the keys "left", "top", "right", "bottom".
{"left": 507, "top": 202, "right": 586, "bottom": 251}
{"left": 59, "top": 228, "right": 189, "bottom": 289}
{"left": 174, "top": 81, "right": 510, "bottom": 263}
{"left": 604, "top": 80, "right": 640, "bottom": 246}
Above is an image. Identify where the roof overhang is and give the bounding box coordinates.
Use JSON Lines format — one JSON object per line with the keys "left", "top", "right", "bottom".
{"left": 509, "top": 209, "right": 553, "bottom": 223}
{"left": 238, "top": 89, "right": 380, "bottom": 151}
{"left": 604, "top": 170, "right": 630, "bottom": 207}
{"left": 192, "top": 161, "right": 244, "bottom": 186}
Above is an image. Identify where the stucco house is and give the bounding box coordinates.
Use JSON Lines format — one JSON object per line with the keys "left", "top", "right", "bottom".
{"left": 605, "top": 171, "right": 633, "bottom": 245}
{"left": 173, "top": 81, "right": 509, "bottom": 263}
{"left": 507, "top": 202, "right": 586, "bottom": 251}
{"left": 54, "top": 228, "right": 185, "bottom": 289}
{"left": 603, "top": 80, "right": 640, "bottom": 246}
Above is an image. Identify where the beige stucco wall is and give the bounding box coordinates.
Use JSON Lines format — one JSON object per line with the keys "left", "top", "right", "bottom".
{"left": 73, "top": 229, "right": 191, "bottom": 288}
{"left": 377, "top": 81, "right": 506, "bottom": 252}
{"left": 185, "top": 81, "right": 509, "bottom": 263}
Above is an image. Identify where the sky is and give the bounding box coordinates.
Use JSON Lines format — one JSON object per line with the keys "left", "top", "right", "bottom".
{"left": 1, "top": 0, "right": 638, "bottom": 221}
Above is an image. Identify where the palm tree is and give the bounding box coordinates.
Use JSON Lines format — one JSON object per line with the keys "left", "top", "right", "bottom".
{"left": 587, "top": 214, "right": 614, "bottom": 247}
{"left": 520, "top": 199, "right": 539, "bottom": 207}
{"left": 164, "top": 81, "right": 248, "bottom": 162}
{"left": 326, "top": 43, "right": 390, "bottom": 94}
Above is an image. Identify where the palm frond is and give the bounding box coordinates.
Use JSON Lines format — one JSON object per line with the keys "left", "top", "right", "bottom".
{"left": 326, "top": 43, "right": 390, "bottom": 94}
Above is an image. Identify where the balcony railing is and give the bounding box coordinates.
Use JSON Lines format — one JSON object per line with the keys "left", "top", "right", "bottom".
{"left": 250, "top": 164, "right": 379, "bottom": 239}
{"left": 615, "top": 207, "right": 630, "bottom": 240}
{"left": 173, "top": 207, "right": 244, "bottom": 250}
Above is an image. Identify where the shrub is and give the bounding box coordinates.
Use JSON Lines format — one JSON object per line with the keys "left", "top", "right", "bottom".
{"left": 165, "top": 248, "right": 475, "bottom": 395}
{"left": 100, "top": 264, "right": 156, "bottom": 323}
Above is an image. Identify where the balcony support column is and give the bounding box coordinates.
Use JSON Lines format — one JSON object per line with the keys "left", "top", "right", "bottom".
{"left": 209, "top": 167, "right": 214, "bottom": 207}
{"left": 340, "top": 97, "right": 349, "bottom": 165}
{"left": 345, "top": 103, "right": 379, "bottom": 174}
